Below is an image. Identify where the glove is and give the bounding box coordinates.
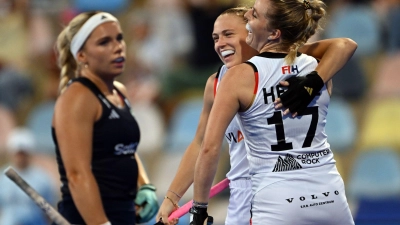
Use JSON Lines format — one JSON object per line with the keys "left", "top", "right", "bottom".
{"left": 190, "top": 216, "right": 213, "bottom": 225}
{"left": 135, "top": 184, "right": 159, "bottom": 224}
{"left": 279, "top": 71, "right": 324, "bottom": 115}
{"left": 189, "top": 206, "right": 208, "bottom": 225}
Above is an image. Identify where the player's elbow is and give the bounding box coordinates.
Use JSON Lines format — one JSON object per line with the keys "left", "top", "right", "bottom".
{"left": 200, "top": 143, "right": 220, "bottom": 157}
{"left": 343, "top": 38, "right": 358, "bottom": 53}
{"left": 66, "top": 168, "right": 90, "bottom": 188}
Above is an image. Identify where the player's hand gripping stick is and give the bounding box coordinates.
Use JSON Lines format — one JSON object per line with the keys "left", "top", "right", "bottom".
{"left": 154, "top": 178, "right": 229, "bottom": 224}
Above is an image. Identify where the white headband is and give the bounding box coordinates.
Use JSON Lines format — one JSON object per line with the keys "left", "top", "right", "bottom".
{"left": 70, "top": 12, "right": 118, "bottom": 59}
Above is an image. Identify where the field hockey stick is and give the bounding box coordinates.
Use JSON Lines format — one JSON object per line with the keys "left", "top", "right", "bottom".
{"left": 154, "top": 178, "right": 229, "bottom": 224}
{"left": 170, "top": 178, "right": 229, "bottom": 220}
{"left": 4, "top": 166, "right": 71, "bottom": 225}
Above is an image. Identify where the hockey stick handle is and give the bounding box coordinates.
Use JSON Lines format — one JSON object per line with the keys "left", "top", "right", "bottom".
{"left": 168, "top": 178, "right": 229, "bottom": 220}
{"left": 4, "top": 166, "right": 71, "bottom": 225}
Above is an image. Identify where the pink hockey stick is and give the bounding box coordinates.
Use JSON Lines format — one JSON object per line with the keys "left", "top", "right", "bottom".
{"left": 168, "top": 178, "right": 230, "bottom": 220}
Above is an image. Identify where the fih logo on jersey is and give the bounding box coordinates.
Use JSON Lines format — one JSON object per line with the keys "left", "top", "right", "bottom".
{"left": 109, "top": 109, "right": 120, "bottom": 119}
{"left": 272, "top": 154, "right": 302, "bottom": 172}
{"left": 281, "top": 65, "right": 299, "bottom": 75}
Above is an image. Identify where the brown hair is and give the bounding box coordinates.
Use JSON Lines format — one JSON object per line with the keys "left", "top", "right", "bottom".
{"left": 265, "top": 0, "right": 326, "bottom": 63}
{"left": 55, "top": 11, "right": 98, "bottom": 94}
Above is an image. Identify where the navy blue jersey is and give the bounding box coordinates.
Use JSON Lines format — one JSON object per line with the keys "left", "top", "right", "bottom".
{"left": 52, "top": 77, "right": 140, "bottom": 224}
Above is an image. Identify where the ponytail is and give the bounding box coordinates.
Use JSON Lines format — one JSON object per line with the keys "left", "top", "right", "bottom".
{"left": 55, "top": 11, "right": 98, "bottom": 94}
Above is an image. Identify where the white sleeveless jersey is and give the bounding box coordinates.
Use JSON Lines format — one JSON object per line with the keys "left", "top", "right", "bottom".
{"left": 215, "top": 65, "right": 250, "bottom": 181}
{"left": 239, "top": 52, "right": 334, "bottom": 175}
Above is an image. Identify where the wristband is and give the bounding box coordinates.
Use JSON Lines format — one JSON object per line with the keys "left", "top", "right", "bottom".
{"left": 100, "top": 222, "right": 111, "bottom": 225}
{"left": 193, "top": 200, "right": 208, "bottom": 208}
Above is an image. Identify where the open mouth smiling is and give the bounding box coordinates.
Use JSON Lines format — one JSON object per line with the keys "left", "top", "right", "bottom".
{"left": 221, "top": 50, "right": 235, "bottom": 59}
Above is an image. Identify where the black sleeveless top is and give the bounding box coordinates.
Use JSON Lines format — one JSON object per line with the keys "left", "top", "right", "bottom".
{"left": 52, "top": 77, "right": 140, "bottom": 201}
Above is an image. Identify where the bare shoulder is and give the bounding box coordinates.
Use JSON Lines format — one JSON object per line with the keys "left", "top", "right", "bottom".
{"left": 113, "top": 80, "right": 128, "bottom": 96}
{"left": 222, "top": 63, "right": 255, "bottom": 83}
{"left": 203, "top": 72, "right": 218, "bottom": 106}
{"left": 226, "top": 63, "right": 254, "bottom": 77}
{"left": 218, "top": 63, "right": 255, "bottom": 110}
{"left": 55, "top": 81, "right": 98, "bottom": 113}
{"left": 205, "top": 72, "right": 217, "bottom": 90}
{"left": 208, "top": 72, "right": 217, "bottom": 80}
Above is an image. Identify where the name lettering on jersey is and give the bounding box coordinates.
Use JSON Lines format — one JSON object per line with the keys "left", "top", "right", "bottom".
{"left": 114, "top": 142, "right": 138, "bottom": 155}
{"left": 262, "top": 84, "right": 286, "bottom": 104}
{"left": 273, "top": 150, "right": 331, "bottom": 172}
{"left": 225, "top": 130, "right": 244, "bottom": 143}
{"left": 297, "top": 149, "right": 330, "bottom": 165}
{"left": 281, "top": 65, "right": 299, "bottom": 74}
{"left": 285, "top": 190, "right": 340, "bottom": 209}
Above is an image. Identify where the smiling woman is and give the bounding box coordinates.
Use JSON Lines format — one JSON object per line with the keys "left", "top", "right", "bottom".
{"left": 212, "top": 7, "right": 258, "bottom": 69}
{"left": 52, "top": 11, "right": 158, "bottom": 225}
{"left": 192, "top": 0, "right": 356, "bottom": 224}
{"left": 155, "top": 3, "right": 357, "bottom": 225}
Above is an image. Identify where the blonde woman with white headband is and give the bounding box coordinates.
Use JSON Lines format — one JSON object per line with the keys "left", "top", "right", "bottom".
{"left": 52, "top": 11, "right": 158, "bottom": 225}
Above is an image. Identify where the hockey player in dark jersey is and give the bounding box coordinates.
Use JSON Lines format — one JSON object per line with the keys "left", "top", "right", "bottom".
{"left": 52, "top": 11, "right": 158, "bottom": 225}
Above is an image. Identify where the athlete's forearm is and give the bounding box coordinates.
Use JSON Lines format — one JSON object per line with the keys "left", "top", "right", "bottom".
{"left": 167, "top": 75, "right": 216, "bottom": 202}
{"left": 193, "top": 144, "right": 220, "bottom": 203}
{"left": 166, "top": 141, "right": 200, "bottom": 202}
{"left": 315, "top": 38, "right": 357, "bottom": 82}
{"left": 136, "top": 153, "right": 151, "bottom": 186}
{"left": 300, "top": 38, "right": 357, "bottom": 82}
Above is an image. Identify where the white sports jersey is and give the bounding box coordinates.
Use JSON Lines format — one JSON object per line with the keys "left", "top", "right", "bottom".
{"left": 215, "top": 65, "right": 250, "bottom": 181}
{"left": 239, "top": 52, "right": 334, "bottom": 175}
{"left": 239, "top": 52, "right": 354, "bottom": 225}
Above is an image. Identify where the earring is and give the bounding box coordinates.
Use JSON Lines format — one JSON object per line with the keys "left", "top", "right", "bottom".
{"left": 79, "top": 61, "right": 88, "bottom": 69}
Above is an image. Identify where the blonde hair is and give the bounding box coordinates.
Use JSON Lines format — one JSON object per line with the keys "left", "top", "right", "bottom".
{"left": 265, "top": 0, "right": 326, "bottom": 64}
{"left": 220, "top": 6, "right": 250, "bottom": 23}
{"left": 55, "top": 11, "right": 98, "bottom": 94}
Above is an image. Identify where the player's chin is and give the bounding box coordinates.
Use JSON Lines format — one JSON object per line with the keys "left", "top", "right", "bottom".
{"left": 245, "top": 35, "right": 257, "bottom": 50}
{"left": 223, "top": 55, "right": 238, "bottom": 68}
{"left": 109, "top": 69, "right": 124, "bottom": 77}
{"left": 245, "top": 34, "right": 252, "bottom": 45}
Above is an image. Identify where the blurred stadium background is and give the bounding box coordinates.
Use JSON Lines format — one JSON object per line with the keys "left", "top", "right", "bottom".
{"left": 0, "top": 0, "right": 399, "bottom": 224}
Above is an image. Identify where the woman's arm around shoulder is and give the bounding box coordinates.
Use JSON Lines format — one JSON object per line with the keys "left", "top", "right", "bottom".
{"left": 299, "top": 38, "right": 358, "bottom": 82}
